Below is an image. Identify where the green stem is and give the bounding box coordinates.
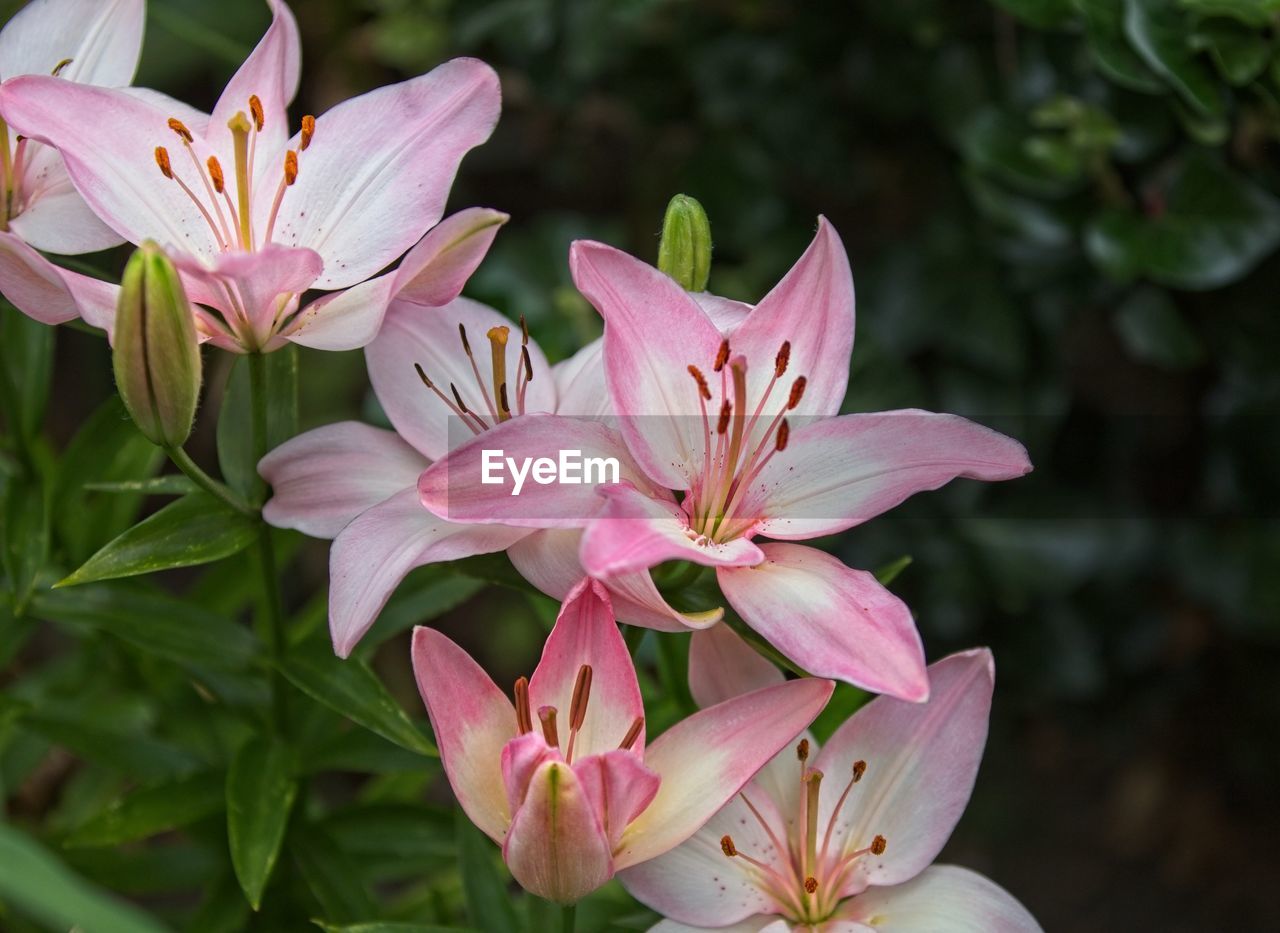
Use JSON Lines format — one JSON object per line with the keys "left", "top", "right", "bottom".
{"left": 560, "top": 903, "right": 575, "bottom": 933}
{"left": 248, "top": 352, "right": 287, "bottom": 735}
{"left": 0, "top": 346, "right": 33, "bottom": 475}
{"left": 247, "top": 352, "right": 269, "bottom": 505}
{"left": 164, "top": 445, "right": 254, "bottom": 515}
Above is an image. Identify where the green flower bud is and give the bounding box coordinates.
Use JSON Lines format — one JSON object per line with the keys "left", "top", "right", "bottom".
{"left": 113, "top": 242, "right": 202, "bottom": 448}
{"left": 657, "top": 193, "right": 712, "bottom": 292}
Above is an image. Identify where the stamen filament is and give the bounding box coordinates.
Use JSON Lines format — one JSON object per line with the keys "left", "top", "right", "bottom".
{"left": 415, "top": 364, "right": 485, "bottom": 434}
{"left": 177, "top": 140, "right": 233, "bottom": 248}
{"left": 263, "top": 150, "right": 298, "bottom": 245}
{"left": 819, "top": 759, "right": 866, "bottom": 864}
{"left": 458, "top": 324, "right": 499, "bottom": 419}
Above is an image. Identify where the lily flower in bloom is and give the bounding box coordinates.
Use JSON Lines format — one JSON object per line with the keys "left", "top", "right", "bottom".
{"left": 0, "top": 0, "right": 145, "bottom": 329}
{"left": 412, "top": 578, "right": 834, "bottom": 904}
{"left": 0, "top": 0, "right": 500, "bottom": 351}
{"left": 417, "top": 218, "right": 1032, "bottom": 700}
{"left": 620, "top": 624, "right": 1042, "bottom": 932}
{"left": 260, "top": 293, "right": 706, "bottom": 656}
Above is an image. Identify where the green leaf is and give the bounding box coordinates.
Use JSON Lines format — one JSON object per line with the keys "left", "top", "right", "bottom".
{"left": 323, "top": 804, "right": 453, "bottom": 877}
{"left": 1114, "top": 287, "right": 1206, "bottom": 367}
{"left": 0, "top": 822, "right": 171, "bottom": 933}
{"left": 1085, "top": 151, "right": 1280, "bottom": 288}
{"left": 1125, "top": 0, "right": 1226, "bottom": 115}
{"left": 1190, "top": 18, "right": 1271, "bottom": 84}
{"left": 289, "top": 823, "right": 376, "bottom": 923}
{"left": 226, "top": 736, "right": 297, "bottom": 910}
{"left": 218, "top": 348, "right": 298, "bottom": 498}
{"left": 84, "top": 475, "right": 197, "bottom": 495}
{"left": 456, "top": 810, "right": 521, "bottom": 933}
{"left": 1077, "top": 0, "right": 1167, "bottom": 92}
{"left": 313, "top": 924, "right": 474, "bottom": 933}
{"left": 1, "top": 305, "right": 55, "bottom": 440}
{"left": 960, "top": 109, "right": 1083, "bottom": 197}
{"left": 281, "top": 640, "right": 436, "bottom": 756}
{"left": 2, "top": 472, "right": 49, "bottom": 612}
{"left": 1179, "top": 0, "right": 1280, "bottom": 26}
{"left": 993, "top": 0, "right": 1077, "bottom": 27}
{"left": 64, "top": 770, "right": 225, "bottom": 847}
{"left": 874, "top": 554, "right": 914, "bottom": 587}
{"left": 32, "top": 585, "right": 259, "bottom": 670}
{"left": 359, "top": 570, "right": 485, "bottom": 651}
{"left": 187, "top": 873, "right": 251, "bottom": 933}
{"left": 25, "top": 712, "right": 203, "bottom": 781}
{"left": 58, "top": 492, "right": 258, "bottom": 586}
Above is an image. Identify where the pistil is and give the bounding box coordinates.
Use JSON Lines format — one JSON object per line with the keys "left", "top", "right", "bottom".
{"left": 227, "top": 112, "right": 254, "bottom": 248}
{"left": 487, "top": 326, "right": 511, "bottom": 422}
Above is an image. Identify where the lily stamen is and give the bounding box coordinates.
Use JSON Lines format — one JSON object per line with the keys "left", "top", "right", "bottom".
{"left": 564, "top": 663, "right": 593, "bottom": 762}
{"left": 538, "top": 706, "right": 559, "bottom": 747}
{"left": 415, "top": 363, "right": 485, "bottom": 434}
{"left": 513, "top": 676, "right": 532, "bottom": 734}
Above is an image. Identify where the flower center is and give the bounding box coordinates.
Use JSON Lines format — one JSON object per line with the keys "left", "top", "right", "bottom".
{"left": 153, "top": 96, "right": 315, "bottom": 253}
{"left": 415, "top": 316, "right": 537, "bottom": 434}
{"left": 685, "top": 338, "right": 806, "bottom": 543}
{"left": 512, "top": 665, "right": 643, "bottom": 764}
{"left": 720, "top": 739, "right": 886, "bottom": 925}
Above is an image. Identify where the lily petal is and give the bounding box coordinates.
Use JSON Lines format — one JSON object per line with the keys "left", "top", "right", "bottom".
{"left": 411, "top": 625, "right": 514, "bottom": 842}
{"left": 749, "top": 411, "right": 1032, "bottom": 541}
{"left": 614, "top": 677, "right": 834, "bottom": 870}
{"left": 0, "top": 0, "right": 144, "bottom": 88}
{"left": 259, "top": 422, "right": 427, "bottom": 538}
{"left": 393, "top": 207, "right": 508, "bottom": 306}
{"left": 690, "top": 292, "right": 753, "bottom": 333}
{"left": 717, "top": 543, "right": 928, "bottom": 701}
{"left": 367, "top": 296, "right": 556, "bottom": 461}
{"left": 270, "top": 59, "right": 501, "bottom": 289}
{"left": 650, "top": 920, "right": 789, "bottom": 933}
{"left": 329, "top": 487, "right": 527, "bottom": 657}
{"left": 574, "top": 749, "right": 661, "bottom": 849}
{"left": 688, "top": 623, "right": 784, "bottom": 709}
{"left": 580, "top": 484, "right": 765, "bottom": 576}
{"left": 528, "top": 579, "right": 644, "bottom": 758}
{"left": 553, "top": 337, "right": 612, "bottom": 420}
{"left": 570, "top": 239, "right": 723, "bottom": 490}
{"left": 283, "top": 276, "right": 399, "bottom": 352}
{"left": 813, "top": 650, "right": 995, "bottom": 892}
{"left": 503, "top": 759, "right": 614, "bottom": 904}
{"left": 835, "top": 864, "right": 1042, "bottom": 932}
{"left": 0, "top": 230, "right": 118, "bottom": 329}
{"left": 8, "top": 145, "right": 123, "bottom": 253}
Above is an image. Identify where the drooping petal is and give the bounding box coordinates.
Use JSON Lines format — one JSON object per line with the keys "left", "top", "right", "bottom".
{"left": 569, "top": 239, "right": 724, "bottom": 490}
{"left": 259, "top": 422, "right": 427, "bottom": 539}
{"left": 367, "top": 296, "right": 556, "bottom": 461}
{"left": 506, "top": 528, "right": 723, "bottom": 633}
{"left": 0, "top": 77, "right": 222, "bottom": 256}
{"left": 392, "top": 207, "right": 508, "bottom": 306}
{"left": 813, "top": 650, "right": 994, "bottom": 893}
{"left": 650, "top": 920, "right": 789, "bottom": 933}
{"left": 725, "top": 217, "right": 854, "bottom": 421}
{"left": 614, "top": 677, "right": 834, "bottom": 870}
{"left": 501, "top": 731, "right": 559, "bottom": 810}
{"left": 620, "top": 787, "right": 791, "bottom": 927}
{"left": 528, "top": 579, "right": 644, "bottom": 758}
{"left": 0, "top": 0, "right": 144, "bottom": 88}
{"left": 283, "top": 276, "right": 399, "bottom": 352}
{"left": 688, "top": 623, "right": 784, "bottom": 709}
{"left": 503, "top": 759, "right": 614, "bottom": 904}
{"left": 835, "top": 865, "right": 1042, "bottom": 932}
{"left": 328, "top": 487, "right": 528, "bottom": 657}
{"left": 0, "top": 230, "right": 118, "bottom": 329}
{"left": 717, "top": 543, "right": 928, "bottom": 702}
{"left": 574, "top": 749, "right": 661, "bottom": 849}
{"left": 411, "top": 625, "right": 515, "bottom": 842}
{"left": 747, "top": 411, "right": 1033, "bottom": 541}
{"left": 579, "top": 484, "right": 764, "bottom": 576}
{"left": 268, "top": 59, "right": 501, "bottom": 289}
{"left": 8, "top": 146, "right": 123, "bottom": 253}
{"left": 417, "top": 416, "right": 658, "bottom": 527}
{"left": 553, "top": 337, "right": 612, "bottom": 420}
{"left": 690, "top": 292, "right": 753, "bottom": 333}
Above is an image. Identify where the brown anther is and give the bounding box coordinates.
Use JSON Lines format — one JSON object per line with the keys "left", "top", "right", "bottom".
{"left": 414, "top": 362, "right": 433, "bottom": 389}
{"left": 519, "top": 314, "right": 529, "bottom": 345}
{"left": 514, "top": 676, "right": 532, "bottom": 734}
{"left": 521, "top": 346, "right": 534, "bottom": 382}
{"left": 458, "top": 323, "right": 473, "bottom": 356}
{"left": 787, "top": 375, "right": 807, "bottom": 410}
{"left": 300, "top": 115, "right": 315, "bottom": 151}
{"left": 852, "top": 759, "right": 867, "bottom": 782}
{"left": 154, "top": 146, "right": 173, "bottom": 179}
{"left": 688, "top": 365, "right": 712, "bottom": 401}
{"left": 720, "top": 835, "right": 737, "bottom": 857}
{"left": 538, "top": 706, "right": 560, "bottom": 747}
{"left": 775, "top": 340, "right": 791, "bottom": 378}
{"left": 804, "top": 876, "right": 819, "bottom": 894}
{"left": 248, "top": 95, "right": 265, "bottom": 131}
{"left": 618, "top": 716, "right": 643, "bottom": 750}
{"left": 449, "top": 383, "right": 470, "bottom": 414}
{"left": 207, "top": 156, "right": 225, "bottom": 193}
{"left": 717, "top": 400, "right": 732, "bottom": 435}
{"left": 167, "top": 118, "right": 193, "bottom": 143}
{"left": 498, "top": 382, "right": 510, "bottom": 414}
{"left": 775, "top": 419, "right": 790, "bottom": 452}
{"left": 797, "top": 738, "right": 810, "bottom": 762}
{"left": 568, "top": 664, "right": 593, "bottom": 732}
{"left": 51, "top": 58, "right": 73, "bottom": 77}
{"left": 713, "top": 339, "right": 730, "bottom": 372}
{"left": 871, "top": 834, "right": 887, "bottom": 856}
{"left": 283, "top": 150, "right": 298, "bottom": 186}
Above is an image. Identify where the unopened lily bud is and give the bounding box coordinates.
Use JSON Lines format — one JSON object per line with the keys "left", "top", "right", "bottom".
{"left": 657, "top": 193, "right": 712, "bottom": 292}
{"left": 113, "top": 243, "right": 202, "bottom": 447}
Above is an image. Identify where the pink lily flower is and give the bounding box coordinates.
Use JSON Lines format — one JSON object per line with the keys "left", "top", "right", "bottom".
{"left": 0, "top": 0, "right": 500, "bottom": 351}
{"left": 412, "top": 578, "right": 834, "bottom": 904}
{"left": 416, "top": 218, "right": 1032, "bottom": 700}
{"left": 0, "top": 0, "right": 145, "bottom": 329}
{"left": 620, "top": 624, "right": 1042, "bottom": 932}
{"left": 260, "top": 292, "right": 711, "bottom": 656}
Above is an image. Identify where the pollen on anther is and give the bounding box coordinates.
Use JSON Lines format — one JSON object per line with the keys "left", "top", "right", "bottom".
{"left": 207, "top": 156, "right": 225, "bottom": 193}
{"left": 248, "top": 94, "right": 265, "bottom": 131}
{"left": 716, "top": 400, "right": 732, "bottom": 434}
{"left": 804, "top": 876, "right": 819, "bottom": 894}
{"left": 796, "top": 738, "right": 810, "bottom": 762}
{"left": 414, "top": 363, "right": 433, "bottom": 389}
{"left": 720, "top": 835, "right": 737, "bottom": 857}
{"left": 775, "top": 340, "right": 791, "bottom": 378}
{"left": 688, "top": 365, "right": 711, "bottom": 401}
{"left": 284, "top": 150, "right": 298, "bottom": 186}
{"left": 713, "top": 339, "right": 731, "bottom": 373}
{"left": 300, "top": 115, "right": 315, "bottom": 150}
{"left": 788, "top": 375, "right": 807, "bottom": 410}
{"left": 154, "top": 146, "right": 173, "bottom": 179}
{"left": 775, "top": 419, "right": 790, "bottom": 452}
{"left": 871, "top": 834, "right": 887, "bottom": 855}
{"left": 167, "top": 118, "right": 193, "bottom": 143}
{"left": 852, "top": 759, "right": 867, "bottom": 782}
{"left": 498, "top": 383, "right": 510, "bottom": 414}
{"left": 521, "top": 346, "right": 534, "bottom": 382}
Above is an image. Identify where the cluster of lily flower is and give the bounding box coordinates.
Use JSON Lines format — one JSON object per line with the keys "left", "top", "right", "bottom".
{"left": 0, "top": 0, "right": 1043, "bottom": 928}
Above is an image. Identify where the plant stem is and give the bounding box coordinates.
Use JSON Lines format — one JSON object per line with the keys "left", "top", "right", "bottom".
{"left": 0, "top": 348, "right": 33, "bottom": 476}
{"left": 164, "top": 445, "right": 254, "bottom": 515}
{"left": 247, "top": 352, "right": 269, "bottom": 505}
{"left": 561, "top": 903, "right": 576, "bottom": 933}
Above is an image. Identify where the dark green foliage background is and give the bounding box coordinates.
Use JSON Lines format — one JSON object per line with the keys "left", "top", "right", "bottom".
{"left": 2, "top": 0, "right": 1279, "bottom": 930}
